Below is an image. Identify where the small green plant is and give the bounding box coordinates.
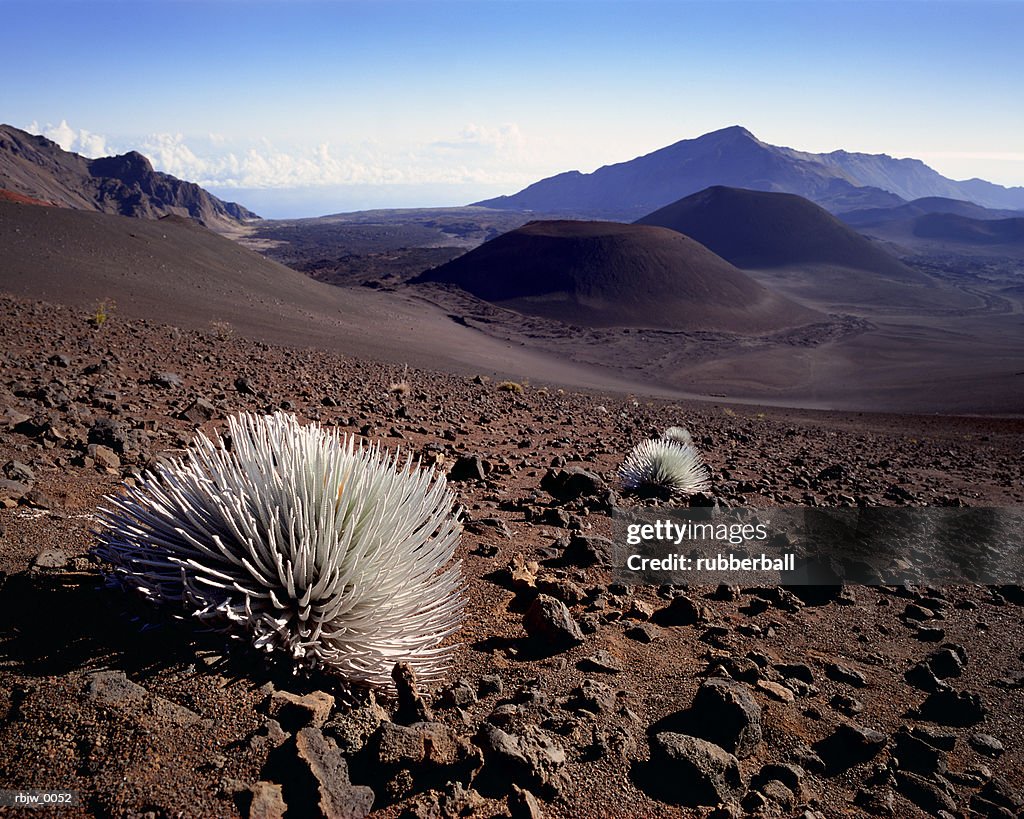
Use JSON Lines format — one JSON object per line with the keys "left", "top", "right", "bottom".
{"left": 90, "top": 299, "right": 115, "bottom": 328}
{"left": 497, "top": 381, "right": 524, "bottom": 394}
{"left": 210, "top": 320, "right": 234, "bottom": 341}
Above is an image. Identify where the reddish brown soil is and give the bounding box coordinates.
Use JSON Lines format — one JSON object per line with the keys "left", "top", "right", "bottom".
{"left": 0, "top": 293, "right": 1022, "bottom": 818}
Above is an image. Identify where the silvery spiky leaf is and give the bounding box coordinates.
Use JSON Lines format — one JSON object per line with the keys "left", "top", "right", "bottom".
{"left": 619, "top": 438, "right": 710, "bottom": 494}
{"left": 661, "top": 426, "right": 694, "bottom": 446}
{"left": 93, "top": 411, "right": 464, "bottom": 691}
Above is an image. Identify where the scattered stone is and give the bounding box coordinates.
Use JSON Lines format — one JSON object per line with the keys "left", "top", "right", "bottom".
{"left": 775, "top": 663, "right": 814, "bottom": 683}
{"left": 894, "top": 770, "right": 957, "bottom": 815}
{"left": 968, "top": 733, "right": 1004, "bottom": 757}
{"left": 893, "top": 727, "right": 947, "bottom": 775}
{"left": 323, "top": 695, "right": 387, "bottom": 755}
{"left": 179, "top": 397, "right": 218, "bottom": 424}
{"left": 392, "top": 662, "right": 434, "bottom": 725}
{"left": 523, "top": 594, "right": 584, "bottom": 648}
{"left": 540, "top": 467, "right": 606, "bottom": 501}
{"left": 904, "top": 603, "right": 936, "bottom": 621}
{"left": 31, "top": 547, "right": 72, "bottom": 570}
{"left": 625, "top": 622, "right": 660, "bottom": 643}
{"left": 814, "top": 721, "right": 887, "bottom": 773}
{"left": 478, "top": 675, "right": 503, "bottom": 697}
{"left": 448, "top": 455, "right": 487, "bottom": 482}
{"left": 0, "top": 478, "right": 30, "bottom": 504}
{"left": 830, "top": 693, "right": 864, "bottom": 716}
{"left": 647, "top": 733, "right": 743, "bottom": 807}
{"left": 150, "top": 371, "right": 183, "bottom": 388}
{"left": 268, "top": 690, "right": 335, "bottom": 732}
{"left": 561, "top": 534, "right": 614, "bottom": 567}
{"left": 825, "top": 662, "right": 867, "bottom": 687}
{"left": 293, "top": 727, "right": 375, "bottom": 819}
{"left": 476, "top": 724, "right": 568, "bottom": 798}
{"left": 577, "top": 649, "right": 621, "bottom": 673}
{"left": 854, "top": 786, "right": 895, "bottom": 817}
{"left": 690, "top": 678, "right": 763, "bottom": 759}
{"left": 653, "top": 594, "right": 708, "bottom": 626}
{"left": 567, "top": 679, "right": 618, "bottom": 714}
{"left": 248, "top": 781, "right": 287, "bottom": 819}
{"left": 508, "top": 785, "right": 543, "bottom": 819}
{"left": 439, "top": 678, "right": 477, "bottom": 709}
{"left": 467, "top": 516, "right": 513, "bottom": 538}
{"left": 917, "top": 689, "right": 986, "bottom": 726}
{"left": 758, "top": 680, "right": 795, "bottom": 703}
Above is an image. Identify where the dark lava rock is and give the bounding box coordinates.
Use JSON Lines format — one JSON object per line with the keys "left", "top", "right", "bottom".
{"left": 293, "top": 727, "right": 375, "bottom": 819}
{"left": 625, "top": 622, "right": 660, "bottom": 643}
{"left": 179, "top": 397, "right": 217, "bottom": 424}
{"left": 775, "top": 663, "right": 815, "bottom": 683}
{"left": 478, "top": 675, "right": 503, "bottom": 697}
{"left": 646, "top": 733, "right": 743, "bottom": 807}
{"left": 825, "top": 662, "right": 868, "bottom": 688}
{"left": 392, "top": 662, "right": 434, "bottom": 725}
{"left": 322, "top": 695, "right": 387, "bottom": 755}
{"left": 894, "top": 770, "right": 957, "bottom": 815}
{"left": 917, "top": 689, "right": 986, "bottom": 726}
{"left": 577, "top": 649, "right": 621, "bottom": 674}
{"left": 690, "top": 678, "right": 763, "bottom": 759}
{"left": 561, "top": 534, "right": 614, "bottom": 567}
{"left": 974, "top": 777, "right": 1023, "bottom": 814}
{"left": 653, "top": 594, "right": 708, "bottom": 626}
{"left": 449, "top": 455, "right": 487, "bottom": 482}
{"left": 567, "top": 678, "right": 619, "bottom": 715}
{"left": 814, "top": 721, "right": 888, "bottom": 774}
{"left": 508, "top": 785, "right": 544, "bottom": 819}
{"left": 540, "top": 466, "right": 606, "bottom": 501}
{"left": 267, "top": 690, "right": 335, "bottom": 732}
{"left": 854, "top": 786, "right": 895, "bottom": 817}
{"left": 893, "top": 727, "right": 947, "bottom": 776}
{"left": 523, "top": 594, "right": 584, "bottom": 649}
{"left": 439, "top": 678, "right": 477, "bottom": 709}
{"left": 968, "top": 733, "right": 1004, "bottom": 757}
{"left": 475, "top": 723, "right": 568, "bottom": 798}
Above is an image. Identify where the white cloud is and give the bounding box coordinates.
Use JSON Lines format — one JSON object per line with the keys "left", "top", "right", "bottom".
{"left": 22, "top": 119, "right": 550, "bottom": 190}
{"left": 25, "top": 119, "right": 108, "bottom": 157}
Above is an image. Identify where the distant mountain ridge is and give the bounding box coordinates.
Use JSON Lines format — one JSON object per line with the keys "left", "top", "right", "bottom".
{"left": 473, "top": 126, "right": 1024, "bottom": 218}
{"left": 0, "top": 124, "right": 257, "bottom": 229}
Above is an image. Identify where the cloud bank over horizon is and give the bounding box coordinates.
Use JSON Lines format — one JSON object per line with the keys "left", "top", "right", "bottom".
{"left": 24, "top": 118, "right": 545, "bottom": 191}
{"left": 20, "top": 116, "right": 1024, "bottom": 218}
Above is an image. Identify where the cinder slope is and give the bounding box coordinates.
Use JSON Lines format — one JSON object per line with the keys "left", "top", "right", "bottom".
{"left": 413, "top": 219, "right": 822, "bottom": 332}
{"left": 636, "top": 186, "right": 918, "bottom": 279}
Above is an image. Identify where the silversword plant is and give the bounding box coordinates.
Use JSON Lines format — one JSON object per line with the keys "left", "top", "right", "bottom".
{"left": 619, "top": 436, "right": 710, "bottom": 495}
{"left": 661, "top": 426, "right": 694, "bottom": 446}
{"left": 93, "top": 411, "right": 464, "bottom": 691}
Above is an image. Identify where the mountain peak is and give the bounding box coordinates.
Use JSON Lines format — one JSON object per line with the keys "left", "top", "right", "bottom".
{"left": 472, "top": 125, "right": 1024, "bottom": 215}
{"left": 706, "top": 125, "right": 757, "bottom": 140}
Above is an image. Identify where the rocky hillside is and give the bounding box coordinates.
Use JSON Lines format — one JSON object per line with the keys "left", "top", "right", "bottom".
{"left": 0, "top": 124, "right": 257, "bottom": 230}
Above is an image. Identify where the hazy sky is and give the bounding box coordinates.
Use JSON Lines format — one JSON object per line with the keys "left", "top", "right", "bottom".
{"left": 5, "top": 0, "right": 1023, "bottom": 217}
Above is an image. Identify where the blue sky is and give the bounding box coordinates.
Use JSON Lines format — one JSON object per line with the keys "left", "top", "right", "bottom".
{"left": 5, "top": 0, "right": 1024, "bottom": 217}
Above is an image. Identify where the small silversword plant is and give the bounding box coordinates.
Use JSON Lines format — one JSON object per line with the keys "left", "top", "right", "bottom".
{"left": 93, "top": 411, "right": 464, "bottom": 691}
{"left": 661, "top": 426, "right": 694, "bottom": 446}
{"left": 619, "top": 437, "right": 710, "bottom": 495}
